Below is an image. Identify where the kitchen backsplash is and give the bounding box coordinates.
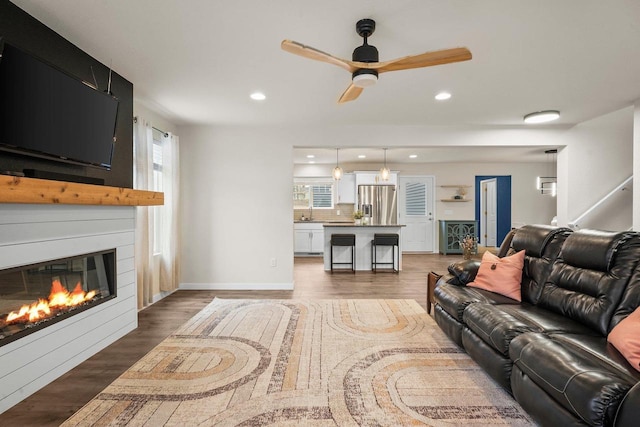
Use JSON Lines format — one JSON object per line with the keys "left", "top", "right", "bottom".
{"left": 293, "top": 205, "right": 355, "bottom": 222}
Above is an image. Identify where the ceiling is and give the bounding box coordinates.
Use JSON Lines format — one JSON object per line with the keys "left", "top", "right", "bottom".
{"left": 293, "top": 146, "right": 559, "bottom": 165}
{"left": 11, "top": 0, "right": 640, "bottom": 130}
{"left": 10, "top": 1, "right": 640, "bottom": 165}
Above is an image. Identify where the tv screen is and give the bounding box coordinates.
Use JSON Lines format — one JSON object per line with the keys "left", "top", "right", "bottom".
{"left": 0, "top": 40, "right": 118, "bottom": 170}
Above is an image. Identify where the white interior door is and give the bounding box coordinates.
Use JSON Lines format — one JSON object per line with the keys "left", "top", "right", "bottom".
{"left": 399, "top": 176, "right": 435, "bottom": 252}
{"left": 480, "top": 179, "right": 498, "bottom": 247}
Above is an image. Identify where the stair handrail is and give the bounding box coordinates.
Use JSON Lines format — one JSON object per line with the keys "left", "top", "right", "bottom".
{"left": 568, "top": 176, "right": 633, "bottom": 230}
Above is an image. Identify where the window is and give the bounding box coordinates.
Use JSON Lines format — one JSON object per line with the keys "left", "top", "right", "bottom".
{"left": 293, "top": 179, "right": 334, "bottom": 209}
{"left": 152, "top": 129, "right": 164, "bottom": 254}
{"left": 405, "top": 182, "right": 426, "bottom": 215}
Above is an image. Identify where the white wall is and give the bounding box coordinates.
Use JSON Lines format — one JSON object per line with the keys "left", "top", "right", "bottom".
{"left": 134, "top": 100, "right": 179, "bottom": 135}
{"left": 178, "top": 126, "right": 294, "bottom": 289}
{"left": 634, "top": 101, "right": 640, "bottom": 230}
{"left": 556, "top": 106, "right": 634, "bottom": 229}
{"left": 294, "top": 161, "right": 557, "bottom": 227}
{"left": 179, "top": 125, "right": 567, "bottom": 288}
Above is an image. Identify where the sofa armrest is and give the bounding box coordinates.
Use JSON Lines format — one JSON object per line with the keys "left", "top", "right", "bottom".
{"left": 615, "top": 381, "right": 640, "bottom": 426}
{"left": 447, "top": 260, "right": 481, "bottom": 285}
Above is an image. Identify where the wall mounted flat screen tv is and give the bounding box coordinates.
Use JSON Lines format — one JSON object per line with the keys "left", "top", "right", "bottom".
{"left": 0, "top": 39, "right": 118, "bottom": 170}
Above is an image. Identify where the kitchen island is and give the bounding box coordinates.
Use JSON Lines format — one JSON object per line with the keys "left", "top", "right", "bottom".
{"left": 323, "top": 224, "right": 405, "bottom": 271}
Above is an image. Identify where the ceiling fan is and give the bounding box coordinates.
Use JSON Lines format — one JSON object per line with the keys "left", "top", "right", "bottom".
{"left": 280, "top": 19, "right": 471, "bottom": 104}
{"left": 281, "top": 18, "right": 472, "bottom": 104}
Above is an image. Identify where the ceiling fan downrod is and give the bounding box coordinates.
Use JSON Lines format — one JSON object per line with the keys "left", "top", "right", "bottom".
{"left": 352, "top": 19, "right": 379, "bottom": 86}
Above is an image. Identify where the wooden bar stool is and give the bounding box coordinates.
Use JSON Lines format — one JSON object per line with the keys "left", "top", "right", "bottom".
{"left": 330, "top": 234, "right": 356, "bottom": 273}
{"left": 371, "top": 233, "right": 399, "bottom": 273}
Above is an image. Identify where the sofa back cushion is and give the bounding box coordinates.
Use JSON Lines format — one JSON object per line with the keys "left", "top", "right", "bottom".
{"left": 510, "top": 225, "right": 572, "bottom": 304}
{"left": 539, "top": 230, "right": 640, "bottom": 335}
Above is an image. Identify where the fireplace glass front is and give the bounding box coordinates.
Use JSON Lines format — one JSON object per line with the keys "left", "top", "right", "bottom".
{"left": 0, "top": 249, "right": 116, "bottom": 347}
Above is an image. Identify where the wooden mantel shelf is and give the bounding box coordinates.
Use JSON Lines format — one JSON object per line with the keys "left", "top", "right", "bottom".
{"left": 0, "top": 175, "right": 163, "bottom": 206}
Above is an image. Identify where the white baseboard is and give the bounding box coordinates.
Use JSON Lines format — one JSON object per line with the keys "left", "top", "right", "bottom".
{"left": 151, "top": 289, "right": 178, "bottom": 304}
{"left": 179, "top": 282, "right": 294, "bottom": 291}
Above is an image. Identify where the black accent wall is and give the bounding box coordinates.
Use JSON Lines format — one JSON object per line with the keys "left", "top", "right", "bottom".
{"left": 0, "top": 0, "right": 133, "bottom": 188}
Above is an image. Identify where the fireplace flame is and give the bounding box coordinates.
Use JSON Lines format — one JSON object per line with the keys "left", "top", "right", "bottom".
{"left": 5, "top": 280, "right": 97, "bottom": 324}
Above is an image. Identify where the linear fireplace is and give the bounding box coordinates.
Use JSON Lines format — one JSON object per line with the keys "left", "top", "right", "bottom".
{"left": 0, "top": 250, "right": 116, "bottom": 347}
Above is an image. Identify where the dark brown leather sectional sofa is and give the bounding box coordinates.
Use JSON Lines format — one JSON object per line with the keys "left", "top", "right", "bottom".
{"left": 434, "top": 225, "right": 640, "bottom": 426}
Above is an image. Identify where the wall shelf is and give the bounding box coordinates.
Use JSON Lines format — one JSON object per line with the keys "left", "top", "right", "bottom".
{"left": 0, "top": 176, "right": 163, "bottom": 206}
{"left": 440, "top": 185, "right": 472, "bottom": 202}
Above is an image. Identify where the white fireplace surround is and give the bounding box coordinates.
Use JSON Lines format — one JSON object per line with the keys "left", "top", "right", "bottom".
{"left": 0, "top": 204, "right": 137, "bottom": 414}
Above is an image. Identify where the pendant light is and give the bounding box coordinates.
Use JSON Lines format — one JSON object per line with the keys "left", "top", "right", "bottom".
{"left": 536, "top": 149, "right": 557, "bottom": 197}
{"left": 332, "top": 148, "right": 343, "bottom": 180}
{"left": 380, "top": 148, "right": 390, "bottom": 181}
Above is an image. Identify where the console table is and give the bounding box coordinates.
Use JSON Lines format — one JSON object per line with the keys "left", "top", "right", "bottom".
{"left": 438, "top": 220, "right": 478, "bottom": 255}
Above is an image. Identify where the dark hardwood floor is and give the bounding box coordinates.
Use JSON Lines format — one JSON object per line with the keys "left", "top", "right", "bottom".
{"left": 1, "top": 254, "right": 461, "bottom": 426}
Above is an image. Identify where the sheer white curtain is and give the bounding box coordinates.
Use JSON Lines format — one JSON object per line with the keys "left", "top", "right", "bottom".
{"left": 133, "top": 117, "right": 180, "bottom": 309}
{"left": 159, "top": 132, "right": 180, "bottom": 293}
{"left": 133, "top": 117, "right": 154, "bottom": 308}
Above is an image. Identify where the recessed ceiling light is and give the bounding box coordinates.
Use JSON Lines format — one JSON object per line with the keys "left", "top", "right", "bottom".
{"left": 524, "top": 110, "right": 560, "bottom": 124}
{"left": 250, "top": 92, "right": 266, "bottom": 101}
{"left": 358, "top": 155, "right": 366, "bottom": 159}
{"left": 435, "top": 92, "right": 452, "bottom": 101}
{"left": 306, "top": 154, "right": 315, "bottom": 159}
{"left": 409, "top": 154, "right": 418, "bottom": 159}
{"left": 308, "top": 160, "right": 315, "bottom": 164}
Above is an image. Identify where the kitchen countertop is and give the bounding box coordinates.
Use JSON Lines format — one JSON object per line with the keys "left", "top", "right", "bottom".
{"left": 294, "top": 220, "right": 355, "bottom": 224}
{"left": 322, "top": 224, "right": 406, "bottom": 227}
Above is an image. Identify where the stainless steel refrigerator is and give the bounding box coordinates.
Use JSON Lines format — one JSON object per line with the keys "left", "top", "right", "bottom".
{"left": 358, "top": 185, "right": 398, "bottom": 225}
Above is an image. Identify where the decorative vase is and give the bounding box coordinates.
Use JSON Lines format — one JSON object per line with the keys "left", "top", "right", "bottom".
{"left": 355, "top": 219, "right": 361, "bottom": 225}
{"left": 463, "top": 247, "right": 472, "bottom": 260}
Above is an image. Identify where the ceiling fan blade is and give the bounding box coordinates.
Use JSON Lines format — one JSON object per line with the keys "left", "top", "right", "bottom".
{"left": 338, "top": 83, "right": 363, "bottom": 104}
{"left": 281, "top": 40, "right": 357, "bottom": 73}
{"left": 367, "top": 47, "right": 472, "bottom": 73}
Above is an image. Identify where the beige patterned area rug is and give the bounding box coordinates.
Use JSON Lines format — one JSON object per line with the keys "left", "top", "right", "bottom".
{"left": 63, "top": 299, "right": 533, "bottom": 426}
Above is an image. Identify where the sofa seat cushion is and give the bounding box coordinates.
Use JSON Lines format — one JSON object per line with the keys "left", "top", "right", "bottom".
{"left": 510, "top": 332, "right": 637, "bottom": 426}
{"left": 434, "top": 282, "right": 519, "bottom": 322}
{"left": 463, "top": 303, "right": 537, "bottom": 355}
{"left": 463, "top": 303, "right": 599, "bottom": 356}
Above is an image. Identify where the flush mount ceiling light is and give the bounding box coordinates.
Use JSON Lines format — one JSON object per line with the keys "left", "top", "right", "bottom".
{"left": 358, "top": 154, "right": 367, "bottom": 159}
{"left": 409, "top": 154, "right": 418, "bottom": 159}
{"left": 380, "top": 148, "right": 390, "bottom": 181}
{"left": 524, "top": 110, "right": 560, "bottom": 124}
{"left": 250, "top": 92, "right": 266, "bottom": 101}
{"left": 306, "top": 154, "right": 315, "bottom": 158}
{"left": 332, "top": 148, "right": 343, "bottom": 180}
{"left": 435, "top": 92, "right": 451, "bottom": 100}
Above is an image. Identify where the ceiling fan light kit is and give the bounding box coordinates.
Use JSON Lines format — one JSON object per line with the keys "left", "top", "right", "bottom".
{"left": 281, "top": 18, "right": 472, "bottom": 103}
{"left": 352, "top": 70, "right": 378, "bottom": 87}
{"left": 524, "top": 110, "right": 560, "bottom": 124}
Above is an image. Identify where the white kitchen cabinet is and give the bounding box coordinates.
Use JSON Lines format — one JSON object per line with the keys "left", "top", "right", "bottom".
{"left": 294, "top": 223, "right": 324, "bottom": 253}
{"left": 355, "top": 171, "right": 398, "bottom": 187}
{"left": 336, "top": 173, "right": 356, "bottom": 204}
{"left": 310, "top": 229, "right": 324, "bottom": 252}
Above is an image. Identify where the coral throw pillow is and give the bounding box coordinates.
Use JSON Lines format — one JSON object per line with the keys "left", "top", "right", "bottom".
{"left": 468, "top": 250, "right": 525, "bottom": 301}
{"left": 608, "top": 307, "right": 640, "bottom": 371}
